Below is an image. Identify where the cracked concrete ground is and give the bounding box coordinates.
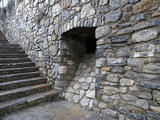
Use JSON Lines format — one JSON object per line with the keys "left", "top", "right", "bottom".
{"left": 2, "top": 101, "right": 109, "bottom": 120}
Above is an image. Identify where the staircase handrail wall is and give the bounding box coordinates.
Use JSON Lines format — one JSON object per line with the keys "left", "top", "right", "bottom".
{"left": 0, "top": 19, "right": 59, "bottom": 63}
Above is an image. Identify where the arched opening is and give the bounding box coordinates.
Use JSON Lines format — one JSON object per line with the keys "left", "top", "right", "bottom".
{"left": 61, "top": 27, "right": 96, "bottom": 54}
{"left": 59, "top": 27, "right": 97, "bottom": 88}
{"left": 60, "top": 27, "right": 97, "bottom": 107}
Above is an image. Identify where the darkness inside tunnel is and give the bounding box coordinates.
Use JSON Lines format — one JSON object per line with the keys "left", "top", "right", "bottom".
{"left": 61, "top": 27, "right": 97, "bottom": 55}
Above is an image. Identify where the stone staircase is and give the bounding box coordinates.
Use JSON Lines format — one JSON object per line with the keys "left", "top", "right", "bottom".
{"left": 0, "top": 31, "right": 58, "bottom": 116}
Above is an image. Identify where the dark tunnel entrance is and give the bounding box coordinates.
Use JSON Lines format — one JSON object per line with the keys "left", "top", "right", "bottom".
{"left": 60, "top": 27, "right": 97, "bottom": 87}
{"left": 61, "top": 27, "right": 97, "bottom": 55}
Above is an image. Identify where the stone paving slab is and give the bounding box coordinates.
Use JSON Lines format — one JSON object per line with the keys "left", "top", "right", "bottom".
{"left": 2, "top": 101, "right": 109, "bottom": 120}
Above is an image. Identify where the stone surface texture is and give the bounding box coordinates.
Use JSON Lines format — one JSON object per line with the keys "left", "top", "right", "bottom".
{"left": 0, "top": 0, "right": 160, "bottom": 119}
{"left": 2, "top": 101, "right": 110, "bottom": 120}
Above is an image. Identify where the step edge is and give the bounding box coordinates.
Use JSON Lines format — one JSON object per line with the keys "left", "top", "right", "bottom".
{"left": 0, "top": 90, "right": 58, "bottom": 116}
{"left": 0, "top": 84, "right": 52, "bottom": 98}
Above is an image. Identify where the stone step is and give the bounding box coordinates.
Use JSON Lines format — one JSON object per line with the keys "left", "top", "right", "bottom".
{"left": 0, "top": 62, "right": 35, "bottom": 69}
{"left": 0, "top": 72, "right": 41, "bottom": 83}
{"left": 0, "top": 39, "right": 8, "bottom": 41}
{"left": 0, "top": 48, "right": 23, "bottom": 52}
{"left": 0, "top": 90, "right": 58, "bottom": 116}
{"left": 0, "top": 84, "right": 52, "bottom": 102}
{"left": 0, "top": 41, "right": 8, "bottom": 43}
{"left": 0, "top": 77, "right": 47, "bottom": 91}
{"left": 0, "top": 40, "right": 8, "bottom": 42}
{"left": 0, "top": 67, "right": 38, "bottom": 76}
{"left": 0, "top": 50, "right": 25, "bottom": 54}
{"left": 0, "top": 32, "right": 59, "bottom": 117}
{"left": 0, "top": 54, "right": 28, "bottom": 58}
{"left": 0, "top": 44, "right": 19, "bottom": 48}
{"left": 0, "top": 46, "right": 21, "bottom": 49}
{"left": 0, "top": 36, "right": 6, "bottom": 38}
{"left": 0, "top": 47, "right": 22, "bottom": 51}
{"left": 0, "top": 58, "right": 31, "bottom": 63}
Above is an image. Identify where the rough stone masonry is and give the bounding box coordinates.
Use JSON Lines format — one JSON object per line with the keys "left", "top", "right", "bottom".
{"left": 0, "top": 0, "right": 160, "bottom": 119}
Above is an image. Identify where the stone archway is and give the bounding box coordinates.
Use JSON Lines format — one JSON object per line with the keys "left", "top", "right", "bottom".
{"left": 55, "top": 27, "right": 97, "bottom": 89}
{"left": 55, "top": 27, "right": 97, "bottom": 109}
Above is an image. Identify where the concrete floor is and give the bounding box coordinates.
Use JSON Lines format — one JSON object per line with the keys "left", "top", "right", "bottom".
{"left": 2, "top": 101, "right": 109, "bottom": 120}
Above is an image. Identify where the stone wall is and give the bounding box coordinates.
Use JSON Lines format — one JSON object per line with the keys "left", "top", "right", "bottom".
{"left": 1, "top": 0, "right": 160, "bottom": 119}
{"left": 93, "top": 0, "right": 160, "bottom": 119}
{"left": 65, "top": 54, "right": 96, "bottom": 110}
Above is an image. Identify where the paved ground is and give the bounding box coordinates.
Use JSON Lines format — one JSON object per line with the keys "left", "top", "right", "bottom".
{"left": 2, "top": 101, "right": 109, "bottom": 120}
